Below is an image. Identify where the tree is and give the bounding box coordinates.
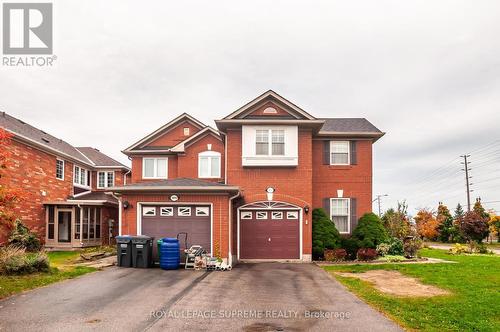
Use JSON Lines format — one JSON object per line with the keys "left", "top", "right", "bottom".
{"left": 414, "top": 209, "right": 439, "bottom": 240}
{"left": 312, "top": 208, "right": 341, "bottom": 259}
{"left": 0, "top": 128, "right": 27, "bottom": 241}
{"left": 457, "top": 211, "right": 490, "bottom": 243}
{"left": 473, "top": 199, "right": 490, "bottom": 220}
{"left": 436, "top": 203, "right": 455, "bottom": 242}
{"left": 489, "top": 215, "right": 500, "bottom": 243}
{"left": 381, "top": 201, "right": 411, "bottom": 239}
{"left": 454, "top": 203, "right": 465, "bottom": 220}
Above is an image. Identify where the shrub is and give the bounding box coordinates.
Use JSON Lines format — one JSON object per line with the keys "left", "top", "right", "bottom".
{"left": 0, "top": 246, "right": 49, "bottom": 275}
{"left": 312, "top": 208, "right": 341, "bottom": 259}
{"left": 469, "top": 241, "right": 492, "bottom": 254}
{"left": 376, "top": 243, "right": 390, "bottom": 256}
{"left": 323, "top": 249, "right": 335, "bottom": 262}
{"left": 356, "top": 248, "right": 378, "bottom": 261}
{"left": 8, "top": 220, "right": 41, "bottom": 252}
{"left": 332, "top": 248, "right": 347, "bottom": 261}
{"left": 403, "top": 238, "right": 422, "bottom": 258}
{"left": 449, "top": 243, "right": 470, "bottom": 255}
{"left": 341, "top": 237, "right": 359, "bottom": 260}
{"left": 387, "top": 237, "right": 404, "bottom": 256}
{"left": 352, "top": 213, "right": 388, "bottom": 249}
{"left": 381, "top": 202, "right": 411, "bottom": 239}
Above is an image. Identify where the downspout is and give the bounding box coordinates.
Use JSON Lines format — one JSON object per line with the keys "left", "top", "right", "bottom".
{"left": 222, "top": 131, "right": 228, "bottom": 185}
{"left": 228, "top": 190, "right": 240, "bottom": 267}
{"left": 123, "top": 169, "right": 131, "bottom": 185}
{"left": 109, "top": 192, "right": 122, "bottom": 236}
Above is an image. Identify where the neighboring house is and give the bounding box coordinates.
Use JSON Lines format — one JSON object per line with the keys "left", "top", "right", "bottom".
{"left": 112, "top": 91, "right": 384, "bottom": 264}
{"left": 0, "top": 112, "right": 130, "bottom": 248}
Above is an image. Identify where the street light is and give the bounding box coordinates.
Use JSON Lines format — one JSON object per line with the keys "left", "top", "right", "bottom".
{"left": 373, "top": 194, "right": 388, "bottom": 217}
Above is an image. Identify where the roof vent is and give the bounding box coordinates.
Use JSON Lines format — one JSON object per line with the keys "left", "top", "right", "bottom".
{"left": 42, "top": 138, "right": 49, "bottom": 143}
{"left": 263, "top": 107, "right": 278, "bottom": 114}
{"left": 18, "top": 119, "right": 25, "bottom": 124}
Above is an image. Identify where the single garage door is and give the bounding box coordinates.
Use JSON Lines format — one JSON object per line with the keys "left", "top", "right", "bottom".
{"left": 141, "top": 205, "right": 211, "bottom": 260}
{"left": 240, "top": 209, "right": 300, "bottom": 259}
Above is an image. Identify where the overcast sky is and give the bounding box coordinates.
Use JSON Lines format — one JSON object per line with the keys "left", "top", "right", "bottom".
{"left": 1, "top": 0, "right": 499, "bottom": 215}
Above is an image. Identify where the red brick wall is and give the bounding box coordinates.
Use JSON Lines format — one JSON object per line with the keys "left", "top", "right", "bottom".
{"left": 120, "top": 193, "right": 231, "bottom": 258}
{"left": 177, "top": 135, "right": 225, "bottom": 182}
{"left": 147, "top": 121, "right": 201, "bottom": 147}
{"left": 0, "top": 139, "right": 74, "bottom": 244}
{"left": 312, "top": 139, "right": 373, "bottom": 220}
{"left": 226, "top": 128, "right": 314, "bottom": 256}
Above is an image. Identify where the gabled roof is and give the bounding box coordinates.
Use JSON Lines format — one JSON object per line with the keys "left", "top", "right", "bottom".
{"left": 222, "top": 90, "right": 316, "bottom": 120}
{"left": 123, "top": 113, "right": 206, "bottom": 153}
{"left": 76, "top": 147, "right": 129, "bottom": 169}
{"left": 1, "top": 111, "right": 95, "bottom": 166}
{"left": 170, "top": 126, "right": 222, "bottom": 153}
{"left": 110, "top": 177, "right": 239, "bottom": 193}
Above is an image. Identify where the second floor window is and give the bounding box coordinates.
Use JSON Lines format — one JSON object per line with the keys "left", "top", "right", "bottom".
{"left": 74, "top": 166, "right": 90, "bottom": 187}
{"left": 330, "top": 141, "right": 349, "bottom": 165}
{"left": 56, "top": 159, "right": 64, "bottom": 180}
{"left": 256, "top": 129, "right": 285, "bottom": 156}
{"left": 97, "top": 171, "right": 114, "bottom": 188}
{"left": 143, "top": 158, "right": 168, "bottom": 179}
{"left": 198, "top": 151, "right": 221, "bottom": 178}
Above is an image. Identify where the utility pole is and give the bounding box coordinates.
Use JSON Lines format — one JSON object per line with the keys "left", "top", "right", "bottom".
{"left": 460, "top": 154, "right": 473, "bottom": 212}
{"left": 372, "top": 194, "right": 388, "bottom": 217}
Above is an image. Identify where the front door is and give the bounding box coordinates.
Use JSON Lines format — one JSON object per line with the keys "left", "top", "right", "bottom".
{"left": 57, "top": 210, "right": 72, "bottom": 242}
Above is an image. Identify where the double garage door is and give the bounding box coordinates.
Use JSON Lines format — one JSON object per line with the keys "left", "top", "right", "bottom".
{"left": 240, "top": 209, "right": 300, "bottom": 260}
{"left": 141, "top": 205, "right": 211, "bottom": 259}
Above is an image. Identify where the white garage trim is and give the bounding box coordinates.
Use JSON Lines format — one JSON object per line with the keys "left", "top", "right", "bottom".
{"left": 137, "top": 202, "right": 213, "bottom": 255}
{"left": 237, "top": 200, "right": 303, "bottom": 262}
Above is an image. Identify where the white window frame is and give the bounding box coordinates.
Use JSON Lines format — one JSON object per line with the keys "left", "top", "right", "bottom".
{"left": 241, "top": 211, "right": 252, "bottom": 219}
{"left": 256, "top": 211, "right": 268, "bottom": 220}
{"left": 142, "top": 207, "right": 156, "bottom": 216}
{"left": 178, "top": 207, "right": 191, "bottom": 217}
{"left": 142, "top": 158, "right": 168, "bottom": 179}
{"left": 160, "top": 207, "right": 173, "bottom": 216}
{"left": 255, "top": 129, "right": 285, "bottom": 156}
{"left": 55, "top": 159, "right": 64, "bottom": 180}
{"left": 198, "top": 151, "right": 221, "bottom": 179}
{"left": 330, "top": 141, "right": 350, "bottom": 166}
{"left": 73, "top": 165, "right": 90, "bottom": 188}
{"left": 195, "top": 207, "right": 210, "bottom": 217}
{"left": 286, "top": 211, "right": 299, "bottom": 220}
{"left": 271, "top": 211, "right": 283, "bottom": 220}
{"left": 97, "top": 171, "right": 115, "bottom": 189}
{"left": 330, "top": 198, "right": 350, "bottom": 234}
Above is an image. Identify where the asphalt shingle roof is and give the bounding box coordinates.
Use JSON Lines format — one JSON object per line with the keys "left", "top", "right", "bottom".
{"left": 71, "top": 191, "right": 118, "bottom": 204}
{"left": 123, "top": 178, "right": 230, "bottom": 187}
{"left": 319, "top": 118, "right": 383, "bottom": 133}
{"left": 76, "top": 147, "right": 127, "bottom": 168}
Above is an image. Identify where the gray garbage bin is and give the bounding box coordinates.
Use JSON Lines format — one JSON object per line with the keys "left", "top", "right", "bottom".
{"left": 132, "top": 235, "right": 154, "bottom": 268}
{"left": 116, "top": 235, "right": 132, "bottom": 267}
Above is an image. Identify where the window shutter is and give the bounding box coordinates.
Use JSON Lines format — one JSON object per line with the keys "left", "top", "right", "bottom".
{"left": 350, "top": 141, "right": 357, "bottom": 165}
{"left": 323, "top": 141, "right": 330, "bottom": 165}
{"left": 350, "top": 198, "right": 357, "bottom": 234}
{"left": 323, "top": 198, "right": 331, "bottom": 217}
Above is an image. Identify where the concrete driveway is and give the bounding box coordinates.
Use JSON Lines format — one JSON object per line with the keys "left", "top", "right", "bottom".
{"left": 0, "top": 263, "right": 401, "bottom": 332}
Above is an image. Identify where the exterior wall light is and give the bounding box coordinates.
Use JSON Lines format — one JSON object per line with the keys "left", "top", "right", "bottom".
{"left": 304, "top": 205, "right": 310, "bottom": 214}
{"left": 123, "top": 201, "right": 131, "bottom": 209}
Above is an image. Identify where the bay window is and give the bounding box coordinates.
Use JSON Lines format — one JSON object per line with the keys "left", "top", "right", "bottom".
{"left": 74, "top": 165, "right": 90, "bottom": 187}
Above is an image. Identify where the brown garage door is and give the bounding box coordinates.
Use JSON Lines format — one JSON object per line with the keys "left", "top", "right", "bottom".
{"left": 240, "top": 209, "right": 300, "bottom": 259}
{"left": 141, "top": 205, "right": 211, "bottom": 260}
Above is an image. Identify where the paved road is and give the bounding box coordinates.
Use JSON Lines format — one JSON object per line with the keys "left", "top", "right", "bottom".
{"left": 428, "top": 243, "right": 500, "bottom": 255}
{"left": 0, "top": 263, "right": 401, "bottom": 332}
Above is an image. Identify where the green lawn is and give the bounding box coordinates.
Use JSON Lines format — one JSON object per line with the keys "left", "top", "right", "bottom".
{"left": 324, "top": 249, "right": 500, "bottom": 332}
{"left": 0, "top": 251, "right": 96, "bottom": 300}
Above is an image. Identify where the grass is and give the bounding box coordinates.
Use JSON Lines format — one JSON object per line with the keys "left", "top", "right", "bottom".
{"left": 0, "top": 251, "right": 96, "bottom": 300}
{"left": 324, "top": 249, "right": 500, "bottom": 332}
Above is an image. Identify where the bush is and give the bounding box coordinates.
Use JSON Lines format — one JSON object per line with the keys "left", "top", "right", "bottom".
{"left": 341, "top": 237, "right": 359, "bottom": 260}
{"left": 8, "top": 220, "right": 41, "bottom": 252}
{"left": 356, "top": 248, "right": 378, "bottom": 261}
{"left": 386, "top": 237, "right": 404, "bottom": 256}
{"left": 376, "top": 243, "right": 390, "bottom": 256}
{"left": 457, "top": 211, "right": 490, "bottom": 243}
{"left": 352, "top": 213, "right": 388, "bottom": 249}
{"left": 0, "top": 246, "right": 49, "bottom": 275}
{"left": 312, "top": 208, "right": 341, "bottom": 259}
{"left": 332, "top": 248, "right": 347, "bottom": 261}
{"left": 379, "top": 255, "right": 406, "bottom": 262}
{"left": 403, "top": 238, "right": 422, "bottom": 258}
{"left": 449, "top": 243, "right": 470, "bottom": 255}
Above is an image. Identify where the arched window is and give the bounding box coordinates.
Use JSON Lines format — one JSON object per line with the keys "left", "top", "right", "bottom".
{"left": 198, "top": 151, "right": 221, "bottom": 178}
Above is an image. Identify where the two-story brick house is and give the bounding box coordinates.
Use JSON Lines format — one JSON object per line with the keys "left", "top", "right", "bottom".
{"left": 112, "top": 91, "right": 384, "bottom": 264}
{"left": 0, "top": 112, "right": 130, "bottom": 248}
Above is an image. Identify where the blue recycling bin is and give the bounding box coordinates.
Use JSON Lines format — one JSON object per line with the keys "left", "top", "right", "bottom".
{"left": 159, "top": 238, "right": 180, "bottom": 270}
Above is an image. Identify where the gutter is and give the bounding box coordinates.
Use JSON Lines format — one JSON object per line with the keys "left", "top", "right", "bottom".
{"left": 108, "top": 192, "right": 123, "bottom": 236}
{"left": 108, "top": 185, "right": 240, "bottom": 192}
